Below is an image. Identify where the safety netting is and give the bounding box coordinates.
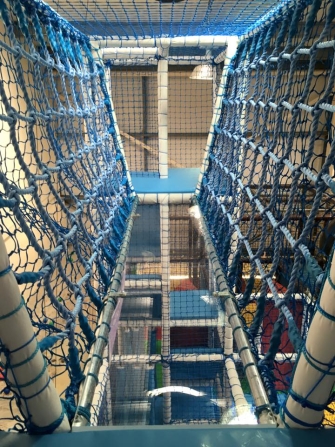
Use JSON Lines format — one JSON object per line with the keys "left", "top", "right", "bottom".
{"left": 198, "top": 0, "right": 335, "bottom": 427}
{"left": 92, "top": 204, "right": 258, "bottom": 426}
{"left": 0, "top": 0, "right": 133, "bottom": 432}
{"left": 1, "top": 0, "right": 335, "bottom": 433}
{"left": 45, "top": 0, "right": 293, "bottom": 39}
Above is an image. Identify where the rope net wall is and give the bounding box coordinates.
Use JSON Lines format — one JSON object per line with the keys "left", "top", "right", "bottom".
{"left": 0, "top": 0, "right": 133, "bottom": 431}
{"left": 92, "top": 204, "right": 257, "bottom": 426}
{"left": 198, "top": 0, "right": 335, "bottom": 427}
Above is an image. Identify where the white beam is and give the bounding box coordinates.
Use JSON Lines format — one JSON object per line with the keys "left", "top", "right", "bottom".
{"left": 109, "top": 353, "right": 297, "bottom": 363}
{"left": 118, "top": 318, "right": 220, "bottom": 327}
{"left": 94, "top": 36, "right": 229, "bottom": 49}
{"left": 101, "top": 47, "right": 158, "bottom": 59}
{"left": 137, "top": 193, "right": 193, "bottom": 205}
{"left": 158, "top": 54, "right": 169, "bottom": 178}
{"left": 107, "top": 56, "right": 212, "bottom": 66}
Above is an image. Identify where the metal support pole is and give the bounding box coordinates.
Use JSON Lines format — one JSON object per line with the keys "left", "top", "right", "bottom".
{"left": 73, "top": 197, "right": 139, "bottom": 427}
{"left": 160, "top": 201, "right": 171, "bottom": 423}
{"left": 195, "top": 198, "right": 276, "bottom": 426}
{"left": 158, "top": 51, "right": 169, "bottom": 178}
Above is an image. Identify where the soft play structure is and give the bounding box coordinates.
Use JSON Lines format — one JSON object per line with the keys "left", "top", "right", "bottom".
{"left": 0, "top": 0, "right": 335, "bottom": 445}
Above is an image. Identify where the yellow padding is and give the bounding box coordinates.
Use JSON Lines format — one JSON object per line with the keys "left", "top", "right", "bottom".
{"left": 241, "top": 302, "right": 257, "bottom": 327}
{"left": 323, "top": 401, "right": 335, "bottom": 426}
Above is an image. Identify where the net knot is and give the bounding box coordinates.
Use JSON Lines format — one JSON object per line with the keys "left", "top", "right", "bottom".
{"left": 161, "top": 355, "right": 172, "bottom": 367}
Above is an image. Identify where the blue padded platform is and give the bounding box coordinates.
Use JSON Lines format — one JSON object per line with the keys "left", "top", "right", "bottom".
{"left": 131, "top": 168, "right": 199, "bottom": 194}
{"left": 170, "top": 290, "right": 218, "bottom": 319}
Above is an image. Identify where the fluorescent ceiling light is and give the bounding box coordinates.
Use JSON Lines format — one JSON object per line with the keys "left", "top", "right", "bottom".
{"left": 190, "top": 64, "right": 213, "bottom": 80}
{"left": 189, "top": 204, "right": 201, "bottom": 219}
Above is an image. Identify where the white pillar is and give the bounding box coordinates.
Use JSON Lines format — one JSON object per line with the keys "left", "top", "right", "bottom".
{"left": 0, "top": 232, "right": 70, "bottom": 433}
{"left": 160, "top": 201, "right": 171, "bottom": 423}
{"left": 280, "top": 250, "right": 335, "bottom": 428}
{"left": 158, "top": 53, "right": 169, "bottom": 178}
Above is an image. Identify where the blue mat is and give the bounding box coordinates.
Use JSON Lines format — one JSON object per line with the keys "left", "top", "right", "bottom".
{"left": 131, "top": 168, "right": 199, "bottom": 194}
{"left": 170, "top": 290, "right": 218, "bottom": 319}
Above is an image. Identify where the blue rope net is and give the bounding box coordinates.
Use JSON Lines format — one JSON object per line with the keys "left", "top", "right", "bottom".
{"left": 0, "top": 0, "right": 133, "bottom": 431}
{"left": 1, "top": 0, "right": 335, "bottom": 431}
{"left": 45, "top": 0, "right": 293, "bottom": 39}
{"left": 198, "top": 0, "right": 335, "bottom": 426}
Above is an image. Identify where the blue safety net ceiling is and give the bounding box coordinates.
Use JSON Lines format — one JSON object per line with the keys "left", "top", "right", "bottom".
{"left": 44, "top": 0, "right": 292, "bottom": 39}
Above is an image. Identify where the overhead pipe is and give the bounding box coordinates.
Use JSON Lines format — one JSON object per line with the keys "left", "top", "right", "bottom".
{"left": 93, "top": 36, "right": 229, "bottom": 49}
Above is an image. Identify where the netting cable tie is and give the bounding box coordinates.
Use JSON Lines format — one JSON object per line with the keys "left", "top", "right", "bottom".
{"left": 282, "top": 101, "right": 293, "bottom": 111}
{"left": 320, "top": 103, "right": 335, "bottom": 113}
{"left": 317, "top": 40, "right": 335, "bottom": 49}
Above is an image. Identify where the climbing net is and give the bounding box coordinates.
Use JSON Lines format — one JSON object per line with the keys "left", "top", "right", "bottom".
{"left": 198, "top": 0, "right": 335, "bottom": 425}
{"left": 0, "top": 0, "right": 133, "bottom": 431}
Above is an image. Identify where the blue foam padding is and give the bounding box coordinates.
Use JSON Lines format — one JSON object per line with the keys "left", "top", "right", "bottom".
{"left": 131, "top": 168, "right": 199, "bottom": 193}
{"left": 170, "top": 290, "right": 218, "bottom": 319}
